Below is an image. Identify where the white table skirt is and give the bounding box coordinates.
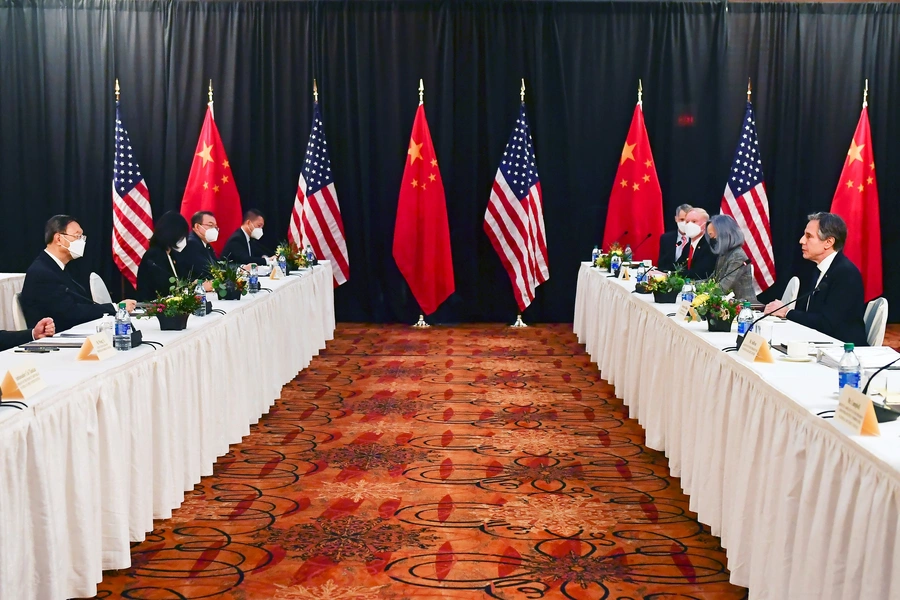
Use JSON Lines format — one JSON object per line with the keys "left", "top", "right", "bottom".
{"left": 0, "top": 273, "right": 25, "bottom": 330}
{"left": 0, "top": 262, "right": 335, "bottom": 600}
{"left": 573, "top": 263, "right": 900, "bottom": 600}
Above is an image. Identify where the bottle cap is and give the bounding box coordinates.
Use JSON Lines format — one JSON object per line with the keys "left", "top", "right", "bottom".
{"left": 844, "top": 342, "right": 855, "bottom": 351}
{"left": 118, "top": 301, "right": 126, "bottom": 308}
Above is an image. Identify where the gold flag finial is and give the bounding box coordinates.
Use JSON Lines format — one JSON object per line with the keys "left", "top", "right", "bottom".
{"left": 520, "top": 78, "right": 526, "bottom": 104}
{"left": 313, "top": 78, "right": 319, "bottom": 103}
{"left": 638, "top": 79, "right": 643, "bottom": 105}
{"left": 208, "top": 79, "right": 214, "bottom": 104}
{"left": 418, "top": 79, "right": 424, "bottom": 105}
{"left": 115, "top": 78, "right": 120, "bottom": 102}
{"left": 863, "top": 78, "right": 868, "bottom": 108}
{"left": 747, "top": 78, "right": 752, "bottom": 102}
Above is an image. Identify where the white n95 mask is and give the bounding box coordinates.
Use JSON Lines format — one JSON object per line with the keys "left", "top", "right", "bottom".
{"left": 204, "top": 228, "right": 219, "bottom": 243}
{"left": 251, "top": 227, "right": 264, "bottom": 240}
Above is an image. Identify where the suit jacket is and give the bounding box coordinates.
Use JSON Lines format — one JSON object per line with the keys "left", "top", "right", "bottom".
{"left": 711, "top": 246, "right": 756, "bottom": 303}
{"left": 787, "top": 251, "right": 868, "bottom": 345}
{"left": 221, "top": 228, "right": 269, "bottom": 266}
{"left": 136, "top": 245, "right": 181, "bottom": 301}
{"left": 681, "top": 236, "right": 717, "bottom": 281}
{"left": 19, "top": 251, "right": 115, "bottom": 332}
{"left": 0, "top": 329, "right": 32, "bottom": 352}
{"left": 657, "top": 230, "right": 689, "bottom": 272}
{"left": 173, "top": 232, "right": 218, "bottom": 280}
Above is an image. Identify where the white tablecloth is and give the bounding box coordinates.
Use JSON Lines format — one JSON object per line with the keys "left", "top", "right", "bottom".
{"left": 573, "top": 263, "right": 900, "bottom": 600}
{"left": 0, "top": 273, "right": 26, "bottom": 330}
{"left": 0, "top": 263, "right": 335, "bottom": 600}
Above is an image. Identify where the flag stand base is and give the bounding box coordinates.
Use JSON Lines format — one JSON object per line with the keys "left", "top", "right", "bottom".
{"left": 510, "top": 314, "right": 528, "bottom": 328}
{"left": 412, "top": 314, "right": 431, "bottom": 328}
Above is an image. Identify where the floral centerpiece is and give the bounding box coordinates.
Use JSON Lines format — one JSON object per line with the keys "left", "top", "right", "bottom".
{"left": 274, "top": 240, "right": 303, "bottom": 273}
{"left": 138, "top": 277, "right": 203, "bottom": 330}
{"left": 208, "top": 259, "right": 248, "bottom": 300}
{"left": 688, "top": 279, "right": 741, "bottom": 331}
{"left": 643, "top": 271, "right": 686, "bottom": 304}
{"left": 594, "top": 242, "right": 624, "bottom": 270}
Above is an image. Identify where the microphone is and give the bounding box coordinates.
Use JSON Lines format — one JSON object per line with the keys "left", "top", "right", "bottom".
{"left": 630, "top": 233, "right": 653, "bottom": 257}
{"left": 862, "top": 356, "right": 900, "bottom": 395}
{"left": 611, "top": 229, "right": 629, "bottom": 246}
{"left": 735, "top": 280, "right": 827, "bottom": 350}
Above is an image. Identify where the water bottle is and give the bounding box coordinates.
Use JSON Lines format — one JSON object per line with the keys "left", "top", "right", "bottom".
{"left": 736, "top": 301, "right": 754, "bottom": 335}
{"left": 305, "top": 244, "right": 315, "bottom": 265}
{"left": 249, "top": 263, "right": 260, "bottom": 294}
{"left": 113, "top": 302, "right": 131, "bottom": 351}
{"left": 591, "top": 245, "right": 600, "bottom": 265}
{"left": 624, "top": 244, "right": 633, "bottom": 263}
{"left": 838, "top": 343, "right": 862, "bottom": 390}
{"left": 194, "top": 282, "right": 207, "bottom": 317}
{"left": 278, "top": 254, "right": 288, "bottom": 276}
{"left": 680, "top": 279, "right": 694, "bottom": 304}
{"left": 636, "top": 264, "right": 646, "bottom": 283}
{"left": 610, "top": 254, "right": 621, "bottom": 274}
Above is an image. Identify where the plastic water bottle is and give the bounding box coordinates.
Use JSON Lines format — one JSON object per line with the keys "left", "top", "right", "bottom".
{"left": 736, "top": 301, "right": 754, "bottom": 335}
{"left": 838, "top": 343, "right": 862, "bottom": 390}
{"left": 624, "top": 244, "right": 633, "bottom": 263}
{"left": 113, "top": 302, "right": 131, "bottom": 351}
{"left": 249, "top": 263, "right": 260, "bottom": 294}
{"left": 194, "top": 282, "right": 207, "bottom": 317}
{"left": 591, "top": 245, "right": 600, "bottom": 265}
{"left": 680, "top": 279, "right": 695, "bottom": 304}
{"left": 636, "top": 264, "right": 646, "bottom": 283}
{"left": 305, "top": 244, "right": 315, "bottom": 265}
{"left": 278, "top": 254, "right": 288, "bottom": 276}
{"left": 610, "top": 254, "right": 621, "bottom": 274}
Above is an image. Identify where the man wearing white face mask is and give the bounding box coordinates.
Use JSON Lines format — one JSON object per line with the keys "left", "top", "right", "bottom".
{"left": 174, "top": 210, "right": 220, "bottom": 281}
{"left": 222, "top": 208, "right": 272, "bottom": 267}
{"left": 657, "top": 204, "right": 693, "bottom": 272}
{"left": 20, "top": 215, "right": 136, "bottom": 332}
{"left": 680, "top": 207, "right": 717, "bottom": 280}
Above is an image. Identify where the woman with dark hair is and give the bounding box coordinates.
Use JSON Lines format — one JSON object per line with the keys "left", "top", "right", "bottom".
{"left": 136, "top": 211, "right": 190, "bottom": 301}
{"left": 706, "top": 214, "right": 757, "bottom": 303}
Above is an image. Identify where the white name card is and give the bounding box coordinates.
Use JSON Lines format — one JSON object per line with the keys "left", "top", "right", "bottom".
{"left": 76, "top": 333, "right": 117, "bottom": 361}
{"left": 737, "top": 331, "right": 774, "bottom": 363}
{"left": 269, "top": 264, "right": 285, "bottom": 279}
{"left": 674, "top": 302, "right": 691, "bottom": 321}
{"left": 834, "top": 386, "right": 880, "bottom": 436}
{"left": 1, "top": 363, "right": 46, "bottom": 400}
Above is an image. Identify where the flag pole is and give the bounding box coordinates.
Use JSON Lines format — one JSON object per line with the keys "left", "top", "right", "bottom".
{"left": 116, "top": 78, "right": 125, "bottom": 299}
{"left": 510, "top": 77, "right": 529, "bottom": 329}
{"left": 638, "top": 78, "right": 643, "bottom": 106}
{"left": 313, "top": 78, "right": 319, "bottom": 103}
{"left": 412, "top": 78, "right": 432, "bottom": 329}
{"left": 747, "top": 77, "right": 752, "bottom": 102}
{"left": 208, "top": 79, "right": 214, "bottom": 118}
{"left": 863, "top": 78, "right": 868, "bottom": 108}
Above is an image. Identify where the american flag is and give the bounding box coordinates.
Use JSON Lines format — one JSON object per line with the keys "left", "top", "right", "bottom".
{"left": 721, "top": 101, "right": 775, "bottom": 293}
{"left": 484, "top": 104, "right": 549, "bottom": 311}
{"left": 112, "top": 101, "right": 153, "bottom": 288}
{"left": 289, "top": 101, "right": 349, "bottom": 285}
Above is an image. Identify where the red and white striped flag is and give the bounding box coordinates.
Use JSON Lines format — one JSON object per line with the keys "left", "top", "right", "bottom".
{"left": 484, "top": 103, "right": 549, "bottom": 311}
{"left": 112, "top": 100, "right": 153, "bottom": 287}
{"left": 721, "top": 100, "right": 775, "bottom": 293}
{"left": 289, "top": 100, "right": 349, "bottom": 285}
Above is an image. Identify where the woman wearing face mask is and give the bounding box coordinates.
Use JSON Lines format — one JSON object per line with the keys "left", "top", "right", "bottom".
{"left": 136, "top": 211, "right": 190, "bottom": 301}
{"left": 705, "top": 214, "right": 757, "bottom": 303}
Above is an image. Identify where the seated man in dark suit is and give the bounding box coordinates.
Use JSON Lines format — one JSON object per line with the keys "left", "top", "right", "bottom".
{"left": 680, "top": 207, "right": 717, "bottom": 280}
{"left": 657, "top": 203, "right": 693, "bottom": 272}
{"left": 19, "top": 215, "right": 136, "bottom": 332}
{"left": 765, "top": 212, "right": 867, "bottom": 345}
{"left": 221, "top": 208, "right": 272, "bottom": 266}
{"left": 0, "top": 318, "right": 55, "bottom": 352}
{"left": 173, "top": 211, "right": 219, "bottom": 281}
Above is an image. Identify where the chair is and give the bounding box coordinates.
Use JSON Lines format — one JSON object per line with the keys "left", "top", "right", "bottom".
{"left": 89, "top": 272, "right": 113, "bottom": 305}
{"left": 11, "top": 292, "right": 26, "bottom": 330}
{"left": 781, "top": 276, "right": 800, "bottom": 304}
{"left": 864, "top": 297, "right": 888, "bottom": 347}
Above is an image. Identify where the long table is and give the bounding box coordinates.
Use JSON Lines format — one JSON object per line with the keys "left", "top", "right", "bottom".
{"left": 573, "top": 263, "right": 900, "bottom": 600}
{"left": 0, "top": 272, "right": 25, "bottom": 330}
{"left": 0, "top": 263, "right": 335, "bottom": 600}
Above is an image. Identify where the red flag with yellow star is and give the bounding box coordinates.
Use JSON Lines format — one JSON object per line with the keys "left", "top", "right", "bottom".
{"left": 602, "top": 103, "right": 664, "bottom": 264}
{"left": 392, "top": 103, "right": 455, "bottom": 315}
{"left": 830, "top": 105, "right": 882, "bottom": 300}
{"left": 180, "top": 106, "right": 242, "bottom": 255}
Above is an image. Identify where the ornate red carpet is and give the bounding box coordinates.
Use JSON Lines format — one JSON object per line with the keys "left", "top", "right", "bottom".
{"left": 88, "top": 324, "right": 747, "bottom": 599}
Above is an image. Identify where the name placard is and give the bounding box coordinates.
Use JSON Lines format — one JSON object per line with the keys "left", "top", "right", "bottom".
{"left": 269, "top": 265, "right": 285, "bottom": 279}
{"left": 617, "top": 266, "right": 630, "bottom": 280}
{"left": 76, "top": 333, "right": 117, "bottom": 361}
{"left": 1, "top": 363, "right": 46, "bottom": 400}
{"left": 674, "top": 303, "right": 691, "bottom": 322}
{"left": 737, "top": 331, "right": 774, "bottom": 363}
{"left": 835, "top": 386, "right": 880, "bottom": 436}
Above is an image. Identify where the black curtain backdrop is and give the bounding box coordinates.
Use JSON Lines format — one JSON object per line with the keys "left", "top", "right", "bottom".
{"left": 1, "top": 1, "right": 898, "bottom": 322}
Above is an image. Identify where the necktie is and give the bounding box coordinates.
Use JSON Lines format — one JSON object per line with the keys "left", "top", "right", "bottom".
{"left": 688, "top": 244, "right": 695, "bottom": 268}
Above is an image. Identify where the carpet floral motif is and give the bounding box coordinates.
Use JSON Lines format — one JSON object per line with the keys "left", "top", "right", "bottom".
{"left": 317, "top": 480, "right": 416, "bottom": 503}
{"left": 272, "top": 579, "right": 388, "bottom": 599}
{"left": 313, "top": 443, "right": 432, "bottom": 471}
{"left": 483, "top": 428, "right": 578, "bottom": 455}
{"left": 485, "top": 494, "right": 625, "bottom": 536}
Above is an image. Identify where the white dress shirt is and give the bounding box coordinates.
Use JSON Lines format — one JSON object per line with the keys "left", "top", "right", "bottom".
{"left": 805, "top": 250, "right": 838, "bottom": 310}
{"left": 44, "top": 249, "right": 66, "bottom": 271}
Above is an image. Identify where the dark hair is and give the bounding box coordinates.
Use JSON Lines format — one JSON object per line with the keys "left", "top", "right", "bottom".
{"left": 44, "top": 214, "right": 78, "bottom": 245}
{"left": 808, "top": 211, "right": 847, "bottom": 251}
{"left": 191, "top": 210, "right": 215, "bottom": 227}
{"left": 244, "top": 208, "right": 265, "bottom": 222}
{"left": 149, "top": 211, "right": 190, "bottom": 250}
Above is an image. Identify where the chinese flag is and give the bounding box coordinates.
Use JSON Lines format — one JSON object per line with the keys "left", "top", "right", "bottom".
{"left": 392, "top": 103, "right": 455, "bottom": 315}
{"left": 601, "top": 103, "right": 664, "bottom": 264}
{"left": 180, "top": 105, "right": 243, "bottom": 255}
{"left": 830, "top": 106, "right": 882, "bottom": 301}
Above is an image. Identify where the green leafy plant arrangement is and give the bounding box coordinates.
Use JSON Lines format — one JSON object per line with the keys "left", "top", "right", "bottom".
{"left": 138, "top": 277, "right": 203, "bottom": 317}
{"left": 689, "top": 279, "right": 741, "bottom": 322}
{"left": 275, "top": 240, "right": 311, "bottom": 269}
{"left": 643, "top": 270, "right": 686, "bottom": 294}
{"left": 208, "top": 259, "right": 248, "bottom": 298}
{"left": 594, "top": 242, "right": 624, "bottom": 269}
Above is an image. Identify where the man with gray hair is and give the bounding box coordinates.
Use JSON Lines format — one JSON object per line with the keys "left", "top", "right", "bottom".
{"left": 657, "top": 203, "right": 693, "bottom": 272}
{"left": 764, "top": 212, "right": 867, "bottom": 345}
{"left": 681, "top": 207, "right": 716, "bottom": 280}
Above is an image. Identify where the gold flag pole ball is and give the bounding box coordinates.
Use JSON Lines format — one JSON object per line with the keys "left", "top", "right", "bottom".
{"left": 413, "top": 314, "right": 431, "bottom": 328}
{"left": 510, "top": 314, "right": 528, "bottom": 328}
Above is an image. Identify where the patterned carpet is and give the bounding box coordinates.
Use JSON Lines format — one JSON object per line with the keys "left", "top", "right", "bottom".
{"left": 87, "top": 324, "right": 747, "bottom": 599}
